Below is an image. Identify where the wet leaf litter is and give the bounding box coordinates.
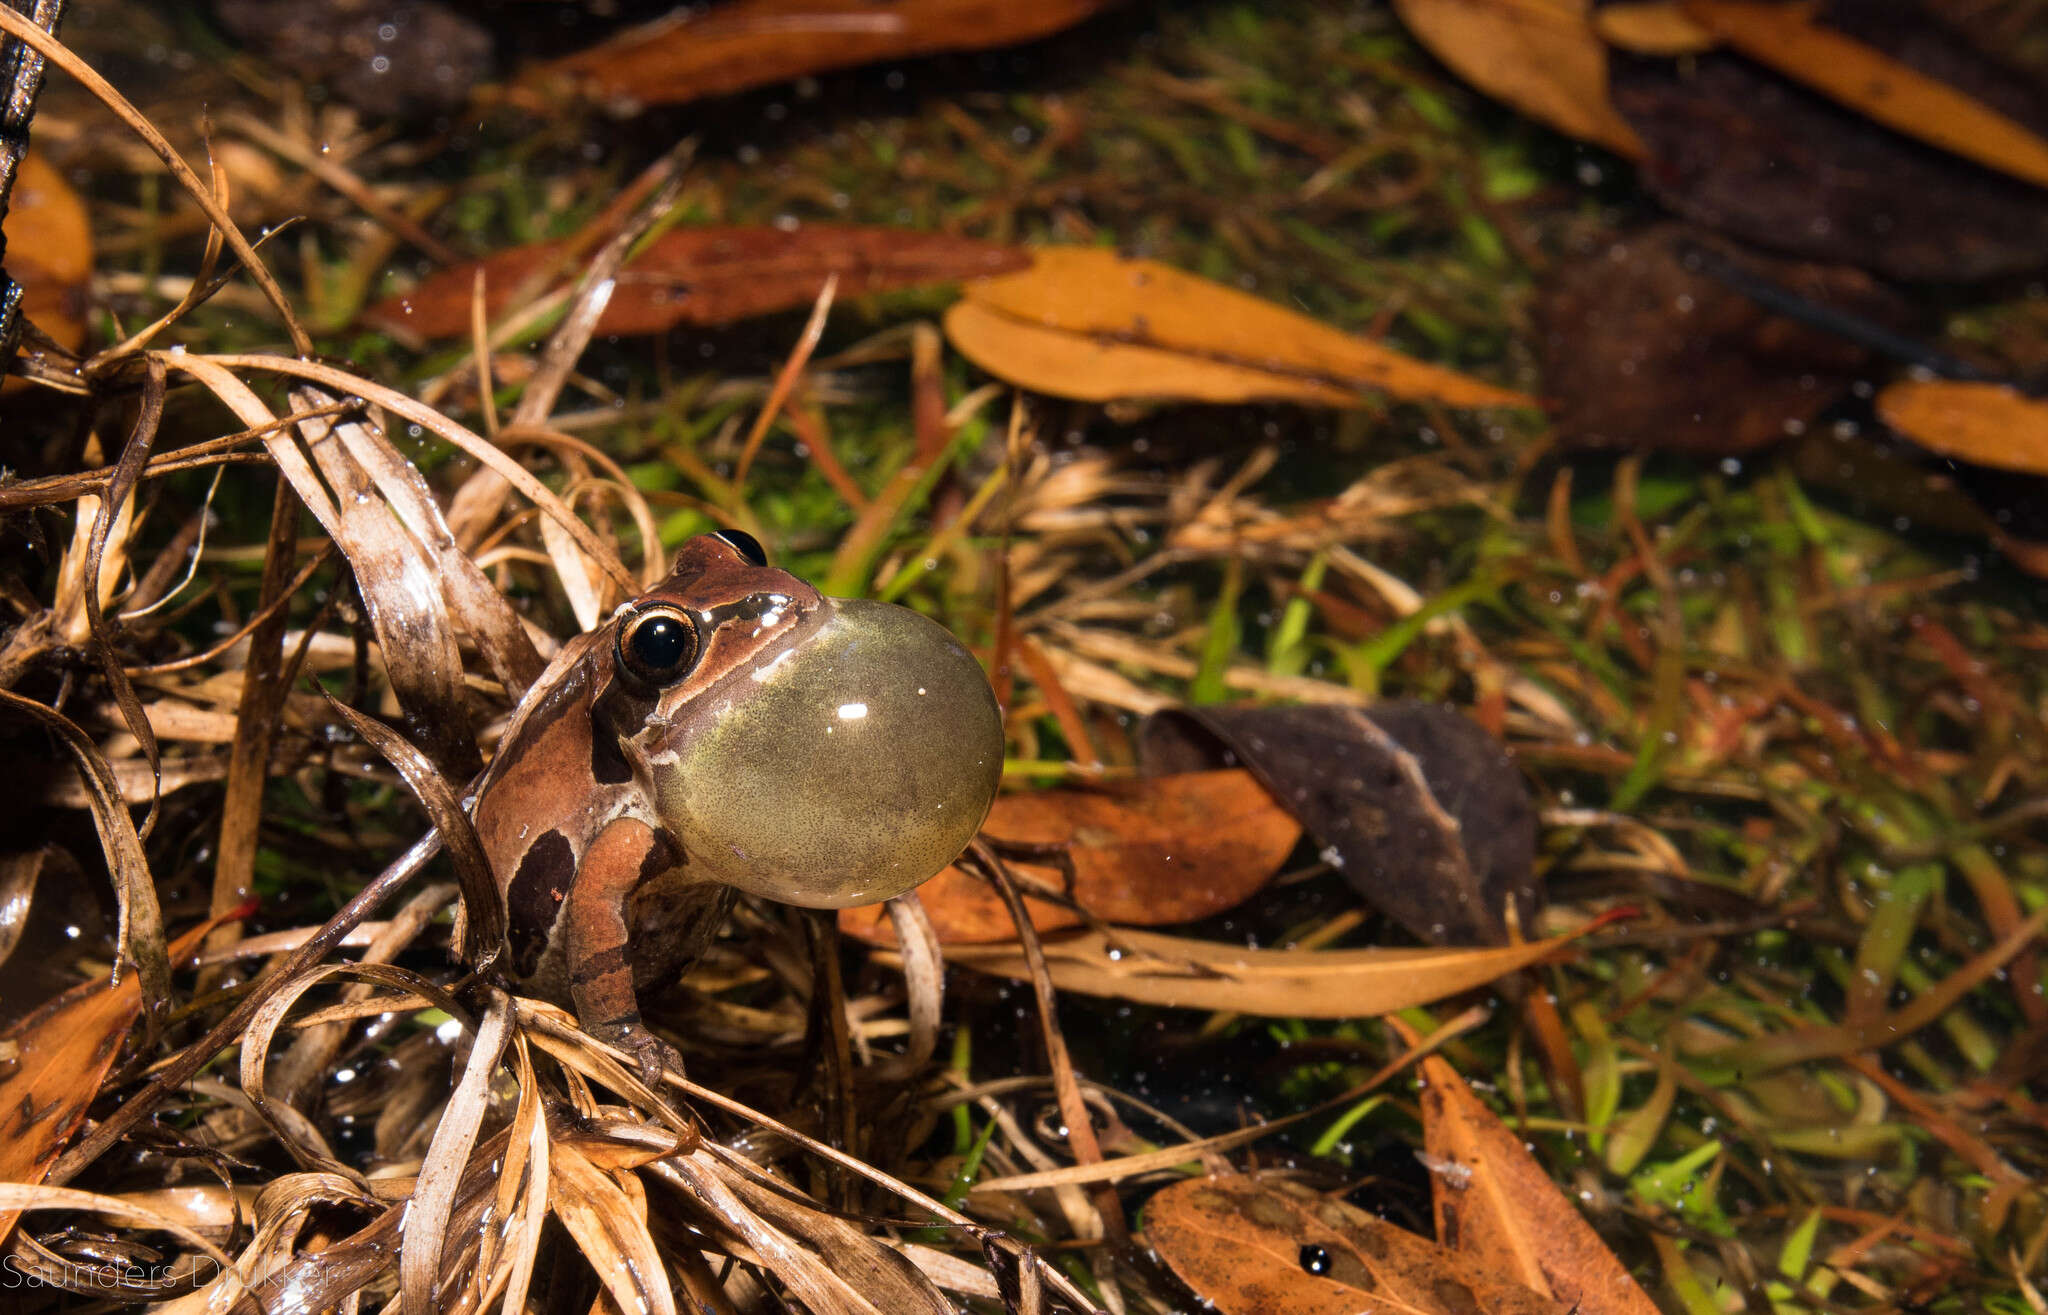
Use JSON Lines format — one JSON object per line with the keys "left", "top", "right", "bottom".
{"left": 0, "top": 0, "right": 2044, "bottom": 1311}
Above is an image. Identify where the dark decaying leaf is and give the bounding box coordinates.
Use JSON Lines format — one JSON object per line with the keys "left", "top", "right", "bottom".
{"left": 1784, "top": 419, "right": 2048, "bottom": 578}
{"left": 365, "top": 224, "right": 1028, "bottom": 343}
{"left": 1539, "top": 224, "right": 1907, "bottom": 453}
{"left": 1139, "top": 702, "right": 1538, "bottom": 946}
{"left": 1613, "top": 50, "right": 2048, "bottom": 281}
{"left": 1145, "top": 1174, "right": 1569, "bottom": 1315}
{"left": 215, "top": 0, "right": 492, "bottom": 117}
{"left": 838, "top": 769, "right": 1301, "bottom": 945}
{"left": 532, "top": 0, "right": 1111, "bottom": 112}
{"left": 1416, "top": 1050, "right": 1662, "bottom": 1315}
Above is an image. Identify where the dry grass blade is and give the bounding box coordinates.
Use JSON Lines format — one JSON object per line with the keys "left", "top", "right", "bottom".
{"left": 290, "top": 382, "right": 545, "bottom": 696}
{"left": 292, "top": 393, "right": 483, "bottom": 775}
{"left": 238, "top": 960, "right": 468, "bottom": 1177}
{"left": 194, "top": 352, "right": 635, "bottom": 593}
{"left": 865, "top": 892, "right": 944, "bottom": 1080}
{"left": 173, "top": 359, "right": 482, "bottom": 777}
{"left": 932, "top": 924, "right": 1584, "bottom": 1017}
{"left": 324, "top": 694, "right": 503, "bottom": 964}
{"left": 515, "top": 998, "right": 1105, "bottom": 1313}
{"left": 734, "top": 273, "right": 836, "bottom": 492}
{"left": 0, "top": 847, "right": 55, "bottom": 971}
{"left": 205, "top": 1173, "right": 384, "bottom": 1312}
{"left": 0, "top": 6, "right": 310, "bottom": 354}
{"left": 78, "top": 355, "right": 166, "bottom": 837}
{"left": 0, "top": 687, "right": 168, "bottom": 1024}
{"left": 0, "top": 1184, "right": 241, "bottom": 1299}
{"left": 207, "top": 467, "right": 298, "bottom": 949}
{"left": 551, "top": 1134, "right": 680, "bottom": 1315}
{"left": 972, "top": 841, "right": 1122, "bottom": 1243}
{"left": 88, "top": 143, "right": 229, "bottom": 364}
{"left": 494, "top": 424, "right": 667, "bottom": 592}
{"left": 655, "top": 1150, "right": 901, "bottom": 1315}
{"left": 446, "top": 144, "right": 693, "bottom": 615}
{"left": 402, "top": 992, "right": 513, "bottom": 1315}
{"left": 712, "top": 1160, "right": 957, "bottom": 1314}
{"left": 51, "top": 828, "right": 447, "bottom": 1183}
{"left": 264, "top": 881, "right": 457, "bottom": 1106}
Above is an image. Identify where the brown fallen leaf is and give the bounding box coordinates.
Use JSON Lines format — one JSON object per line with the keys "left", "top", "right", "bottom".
{"left": 1539, "top": 224, "right": 1907, "bottom": 454}
{"left": 532, "top": 0, "right": 1110, "bottom": 112}
{"left": 0, "top": 903, "right": 251, "bottom": 1245}
{"left": 1593, "top": 2, "right": 1716, "bottom": 55}
{"left": 928, "top": 924, "right": 1580, "bottom": 1017}
{"left": 839, "top": 769, "right": 1301, "bottom": 946}
{"left": 1146, "top": 1174, "right": 1568, "bottom": 1315}
{"left": 1877, "top": 379, "right": 2048, "bottom": 476}
{"left": 1680, "top": 0, "right": 2048, "bottom": 189}
{"left": 1415, "top": 1048, "right": 1661, "bottom": 1315}
{"left": 1615, "top": 51, "right": 2048, "bottom": 281}
{"left": 3, "top": 150, "right": 92, "bottom": 352}
{"left": 1391, "top": 0, "right": 1645, "bottom": 158}
{"left": 364, "top": 225, "right": 1028, "bottom": 343}
{"left": 945, "top": 247, "right": 1536, "bottom": 410}
{"left": 1141, "top": 701, "right": 1539, "bottom": 946}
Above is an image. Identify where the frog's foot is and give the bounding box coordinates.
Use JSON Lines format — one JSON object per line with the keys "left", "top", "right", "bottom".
{"left": 590, "top": 1018, "right": 685, "bottom": 1089}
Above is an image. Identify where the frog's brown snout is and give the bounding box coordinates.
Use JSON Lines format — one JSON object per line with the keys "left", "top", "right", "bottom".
{"left": 654, "top": 598, "right": 1003, "bottom": 907}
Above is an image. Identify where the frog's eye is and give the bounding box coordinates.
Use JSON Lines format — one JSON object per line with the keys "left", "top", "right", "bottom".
{"left": 712, "top": 529, "right": 768, "bottom": 567}
{"left": 616, "top": 607, "right": 701, "bottom": 688}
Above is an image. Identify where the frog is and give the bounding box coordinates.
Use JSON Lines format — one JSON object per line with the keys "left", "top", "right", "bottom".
{"left": 471, "top": 530, "right": 1004, "bottom": 1081}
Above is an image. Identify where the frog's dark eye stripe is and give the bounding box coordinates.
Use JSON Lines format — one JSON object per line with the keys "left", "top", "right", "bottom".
{"left": 712, "top": 528, "right": 768, "bottom": 567}
{"left": 616, "top": 606, "right": 701, "bottom": 689}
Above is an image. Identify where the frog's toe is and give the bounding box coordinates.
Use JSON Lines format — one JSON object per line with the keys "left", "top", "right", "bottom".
{"left": 592, "top": 1020, "right": 685, "bottom": 1089}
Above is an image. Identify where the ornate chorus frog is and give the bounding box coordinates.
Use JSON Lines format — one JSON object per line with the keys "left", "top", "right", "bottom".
{"left": 472, "top": 531, "right": 1003, "bottom": 1077}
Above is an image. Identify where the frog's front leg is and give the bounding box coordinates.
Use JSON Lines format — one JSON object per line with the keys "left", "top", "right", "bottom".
{"left": 565, "top": 816, "right": 685, "bottom": 1085}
